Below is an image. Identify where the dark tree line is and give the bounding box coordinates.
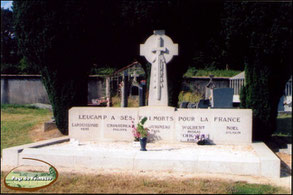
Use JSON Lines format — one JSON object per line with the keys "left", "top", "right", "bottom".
{"left": 11, "top": 0, "right": 292, "bottom": 140}
{"left": 222, "top": 2, "right": 292, "bottom": 140}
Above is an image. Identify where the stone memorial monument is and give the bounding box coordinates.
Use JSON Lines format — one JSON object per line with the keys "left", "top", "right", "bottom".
{"left": 140, "top": 30, "right": 178, "bottom": 106}
{"left": 2, "top": 30, "right": 281, "bottom": 180}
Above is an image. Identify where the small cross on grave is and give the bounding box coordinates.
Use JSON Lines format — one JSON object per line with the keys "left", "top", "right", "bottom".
{"left": 140, "top": 30, "right": 178, "bottom": 106}
{"left": 131, "top": 71, "right": 139, "bottom": 84}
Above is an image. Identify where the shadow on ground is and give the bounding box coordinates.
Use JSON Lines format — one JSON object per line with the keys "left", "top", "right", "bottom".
{"left": 265, "top": 136, "right": 292, "bottom": 178}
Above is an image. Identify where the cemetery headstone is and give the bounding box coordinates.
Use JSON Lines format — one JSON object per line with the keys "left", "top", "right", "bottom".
{"left": 187, "top": 102, "right": 196, "bottom": 108}
{"left": 139, "top": 80, "right": 146, "bottom": 106}
{"left": 180, "top": 101, "right": 189, "bottom": 108}
{"left": 132, "top": 71, "right": 139, "bottom": 84}
{"left": 121, "top": 70, "right": 128, "bottom": 107}
{"left": 278, "top": 96, "right": 285, "bottom": 111}
{"left": 212, "top": 88, "right": 233, "bottom": 108}
{"left": 205, "top": 75, "right": 215, "bottom": 107}
{"left": 130, "top": 71, "right": 139, "bottom": 96}
{"left": 106, "top": 77, "right": 111, "bottom": 107}
{"left": 197, "top": 99, "right": 210, "bottom": 108}
{"left": 140, "top": 30, "right": 178, "bottom": 106}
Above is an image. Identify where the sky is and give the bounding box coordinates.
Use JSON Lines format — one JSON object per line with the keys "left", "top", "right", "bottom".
{"left": 1, "top": 1, "right": 13, "bottom": 10}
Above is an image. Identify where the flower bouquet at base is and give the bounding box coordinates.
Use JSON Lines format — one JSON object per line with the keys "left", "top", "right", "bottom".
{"left": 131, "top": 121, "right": 140, "bottom": 147}
{"left": 132, "top": 117, "right": 149, "bottom": 151}
{"left": 195, "top": 134, "right": 209, "bottom": 145}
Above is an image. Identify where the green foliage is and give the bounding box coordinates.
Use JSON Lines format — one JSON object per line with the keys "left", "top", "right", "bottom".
{"left": 1, "top": 104, "right": 40, "bottom": 110}
{"left": 10, "top": 1, "right": 292, "bottom": 137}
{"left": 13, "top": 1, "right": 94, "bottom": 134}
{"left": 1, "top": 8, "right": 21, "bottom": 66}
{"left": 227, "top": 2, "right": 292, "bottom": 141}
{"left": 1, "top": 58, "right": 40, "bottom": 74}
{"left": 140, "top": 117, "right": 147, "bottom": 125}
{"left": 183, "top": 67, "right": 241, "bottom": 77}
{"left": 232, "top": 183, "right": 281, "bottom": 194}
{"left": 137, "top": 117, "right": 148, "bottom": 138}
{"left": 19, "top": 57, "right": 39, "bottom": 74}
{"left": 49, "top": 167, "right": 57, "bottom": 178}
{"left": 90, "top": 66, "right": 116, "bottom": 76}
{"left": 178, "top": 91, "right": 202, "bottom": 106}
{"left": 1, "top": 63, "right": 21, "bottom": 74}
{"left": 183, "top": 67, "right": 197, "bottom": 77}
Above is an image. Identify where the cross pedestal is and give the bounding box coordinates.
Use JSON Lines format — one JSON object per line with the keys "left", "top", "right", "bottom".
{"left": 140, "top": 30, "right": 178, "bottom": 106}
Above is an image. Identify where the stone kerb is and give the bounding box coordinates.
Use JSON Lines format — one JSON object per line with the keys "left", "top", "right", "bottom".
{"left": 69, "top": 107, "right": 252, "bottom": 144}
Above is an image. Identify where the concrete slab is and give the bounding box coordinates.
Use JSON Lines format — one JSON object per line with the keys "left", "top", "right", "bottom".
{"left": 2, "top": 139, "right": 280, "bottom": 178}
{"left": 2, "top": 136, "right": 70, "bottom": 167}
{"left": 252, "top": 142, "right": 281, "bottom": 178}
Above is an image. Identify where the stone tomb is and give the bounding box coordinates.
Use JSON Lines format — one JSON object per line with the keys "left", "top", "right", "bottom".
{"left": 69, "top": 106, "right": 252, "bottom": 144}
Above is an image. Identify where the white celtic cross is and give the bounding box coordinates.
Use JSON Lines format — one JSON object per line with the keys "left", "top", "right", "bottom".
{"left": 140, "top": 30, "right": 178, "bottom": 106}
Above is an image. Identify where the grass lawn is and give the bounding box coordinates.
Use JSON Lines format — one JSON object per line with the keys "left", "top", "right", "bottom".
{"left": 1, "top": 104, "right": 52, "bottom": 155}
{"left": 1, "top": 172, "right": 289, "bottom": 194}
{"left": 111, "top": 95, "right": 139, "bottom": 107}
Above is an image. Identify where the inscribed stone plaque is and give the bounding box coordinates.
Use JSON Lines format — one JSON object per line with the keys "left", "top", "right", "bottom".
{"left": 210, "top": 109, "right": 252, "bottom": 144}
{"left": 176, "top": 109, "right": 252, "bottom": 144}
{"left": 102, "top": 108, "right": 138, "bottom": 141}
{"left": 69, "top": 107, "right": 104, "bottom": 142}
{"left": 138, "top": 106, "right": 176, "bottom": 142}
{"left": 175, "top": 109, "right": 212, "bottom": 142}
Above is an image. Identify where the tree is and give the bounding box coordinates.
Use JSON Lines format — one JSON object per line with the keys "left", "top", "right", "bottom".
{"left": 1, "top": 8, "right": 21, "bottom": 72}
{"left": 13, "top": 1, "right": 94, "bottom": 134}
{"left": 223, "top": 2, "right": 292, "bottom": 140}
{"left": 12, "top": 0, "right": 230, "bottom": 134}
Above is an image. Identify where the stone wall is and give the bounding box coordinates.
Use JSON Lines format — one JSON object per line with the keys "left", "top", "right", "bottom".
{"left": 1, "top": 75, "right": 50, "bottom": 104}
{"left": 181, "top": 77, "right": 230, "bottom": 95}
{"left": 1, "top": 75, "right": 230, "bottom": 105}
{"left": 1, "top": 75, "right": 106, "bottom": 104}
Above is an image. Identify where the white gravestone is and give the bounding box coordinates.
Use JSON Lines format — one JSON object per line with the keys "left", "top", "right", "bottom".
{"left": 140, "top": 30, "right": 178, "bottom": 106}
